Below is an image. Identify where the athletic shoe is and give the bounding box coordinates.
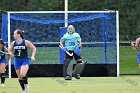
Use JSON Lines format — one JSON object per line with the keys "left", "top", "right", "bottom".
{"left": 1, "top": 83, "right": 5, "bottom": 87}
{"left": 22, "top": 90, "right": 26, "bottom": 93}
{"left": 24, "top": 84, "right": 29, "bottom": 92}
{"left": 65, "top": 75, "right": 72, "bottom": 80}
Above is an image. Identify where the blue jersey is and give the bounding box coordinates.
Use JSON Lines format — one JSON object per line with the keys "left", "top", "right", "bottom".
{"left": 14, "top": 39, "right": 28, "bottom": 58}
{"left": 61, "top": 32, "right": 81, "bottom": 51}
{"left": 13, "top": 39, "right": 30, "bottom": 70}
{"left": 138, "top": 52, "right": 140, "bottom": 64}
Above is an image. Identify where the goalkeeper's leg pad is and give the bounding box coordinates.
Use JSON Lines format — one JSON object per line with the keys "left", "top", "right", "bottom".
{"left": 73, "top": 61, "right": 87, "bottom": 76}
{"left": 67, "top": 61, "right": 73, "bottom": 77}
{"left": 63, "top": 58, "right": 72, "bottom": 77}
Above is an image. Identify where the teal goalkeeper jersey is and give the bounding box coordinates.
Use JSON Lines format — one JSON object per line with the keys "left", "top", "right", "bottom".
{"left": 61, "top": 32, "right": 81, "bottom": 51}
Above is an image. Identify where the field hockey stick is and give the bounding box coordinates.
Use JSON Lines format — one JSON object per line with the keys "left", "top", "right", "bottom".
{"left": 0, "top": 51, "right": 31, "bottom": 60}
{"left": 59, "top": 45, "right": 73, "bottom": 56}
{"left": 0, "top": 51, "right": 11, "bottom": 55}
{"left": 0, "top": 51, "right": 19, "bottom": 57}
{"left": 126, "top": 35, "right": 139, "bottom": 51}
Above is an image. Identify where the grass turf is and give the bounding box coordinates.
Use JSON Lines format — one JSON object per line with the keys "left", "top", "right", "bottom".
{"left": 120, "top": 46, "right": 140, "bottom": 74}
{"left": 0, "top": 76, "right": 140, "bottom": 93}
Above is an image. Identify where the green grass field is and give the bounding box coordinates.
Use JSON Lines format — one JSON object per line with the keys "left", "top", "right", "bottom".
{"left": 120, "top": 46, "right": 140, "bottom": 74}
{"left": 0, "top": 76, "right": 140, "bottom": 93}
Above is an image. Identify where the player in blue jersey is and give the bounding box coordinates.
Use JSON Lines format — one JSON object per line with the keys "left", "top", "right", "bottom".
{"left": 60, "top": 25, "right": 87, "bottom": 80}
{"left": 9, "top": 29, "right": 36, "bottom": 93}
{"left": 0, "top": 39, "right": 11, "bottom": 87}
{"left": 131, "top": 37, "right": 140, "bottom": 68}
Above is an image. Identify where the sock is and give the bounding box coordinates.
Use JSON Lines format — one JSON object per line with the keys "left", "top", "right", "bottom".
{"left": 23, "top": 76, "right": 28, "bottom": 85}
{"left": 19, "top": 79, "right": 25, "bottom": 90}
{"left": 1, "top": 73, "right": 5, "bottom": 84}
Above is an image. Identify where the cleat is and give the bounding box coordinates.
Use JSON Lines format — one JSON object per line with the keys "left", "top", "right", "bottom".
{"left": 1, "top": 83, "right": 5, "bottom": 87}
{"left": 22, "top": 90, "right": 26, "bottom": 93}
{"left": 24, "top": 84, "right": 29, "bottom": 92}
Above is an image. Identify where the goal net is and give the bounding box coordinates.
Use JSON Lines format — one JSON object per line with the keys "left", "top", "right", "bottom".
{"left": 1, "top": 11, "right": 119, "bottom": 77}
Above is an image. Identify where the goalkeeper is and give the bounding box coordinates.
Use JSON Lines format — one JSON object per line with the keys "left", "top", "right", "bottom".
{"left": 131, "top": 37, "right": 140, "bottom": 68}
{"left": 60, "top": 25, "right": 87, "bottom": 80}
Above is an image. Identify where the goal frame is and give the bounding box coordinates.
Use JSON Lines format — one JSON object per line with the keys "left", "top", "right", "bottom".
{"left": 7, "top": 11, "right": 119, "bottom": 78}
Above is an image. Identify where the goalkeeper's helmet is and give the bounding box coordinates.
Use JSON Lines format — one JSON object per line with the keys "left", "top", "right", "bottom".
{"left": 68, "top": 25, "right": 75, "bottom": 34}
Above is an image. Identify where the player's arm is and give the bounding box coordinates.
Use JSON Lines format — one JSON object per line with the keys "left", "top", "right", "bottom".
{"left": 3, "top": 46, "right": 11, "bottom": 64}
{"left": 60, "top": 35, "right": 66, "bottom": 48}
{"left": 25, "top": 40, "right": 36, "bottom": 61}
{"left": 131, "top": 37, "right": 140, "bottom": 51}
{"left": 78, "top": 40, "right": 82, "bottom": 48}
{"left": 60, "top": 39, "right": 64, "bottom": 48}
{"left": 9, "top": 41, "right": 15, "bottom": 58}
{"left": 77, "top": 33, "right": 82, "bottom": 48}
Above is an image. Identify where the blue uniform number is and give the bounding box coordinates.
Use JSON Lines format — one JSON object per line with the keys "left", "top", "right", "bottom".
{"left": 69, "top": 42, "right": 75, "bottom": 46}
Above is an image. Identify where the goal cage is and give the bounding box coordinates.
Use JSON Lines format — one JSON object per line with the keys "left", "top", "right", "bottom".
{"left": 1, "top": 11, "right": 119, "bottom": 77}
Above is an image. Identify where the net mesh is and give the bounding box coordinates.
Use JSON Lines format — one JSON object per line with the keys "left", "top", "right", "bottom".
{"left": 2, "top": 12, "right": 117, "bottom": 64}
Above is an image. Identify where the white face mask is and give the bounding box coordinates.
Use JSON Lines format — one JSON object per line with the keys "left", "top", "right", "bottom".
{"left": 68, "top": 30, "right": 74, "bottom": 34}
{"left": 68, "top": 25, "right": 75, "bottom": 34}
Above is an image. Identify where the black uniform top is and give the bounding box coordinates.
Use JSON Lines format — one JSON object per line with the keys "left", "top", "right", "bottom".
{"left": 14, "top": 39, "right": 28, "bottom": 58}
{"left": 0, "top": 46, "right": 5, "bottom": 59}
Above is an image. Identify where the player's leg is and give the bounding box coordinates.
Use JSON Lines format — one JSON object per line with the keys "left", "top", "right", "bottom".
{"left": 15, "top": 58, "right": 29, "bottom": 93}
{"left": 0, "top": 63, "right": 6, "bottom": 86}
{"left": 138, "top": 53, "right": 140, "bottom": 69}
{"left": 17, "top": 65, "right": 29, "bottom": 93}
{"left": 14, "top": 60, "right": 25, "bottom": 92}
{"left": 63, "top": 52, "right": 73, "bottom": 80}
{"left": 63, "top": 58, "right": 73, "bottom": 80}
{"left": 23, "top": 75, "right": 28, "bottom": 91}
{"left": 67, "top": 61, "right": 73, "bottom": 77}
{"left": 73, "top": 54, "right": 87, "bottom": 79}
{"left": 20, "top": 60, "right": 29, "bottom": 92}
{"left": 16, "top": 69, "right": 26, "bottom": 92}
{"left": 21, "top": 58, "right": 30, "bottom": 92}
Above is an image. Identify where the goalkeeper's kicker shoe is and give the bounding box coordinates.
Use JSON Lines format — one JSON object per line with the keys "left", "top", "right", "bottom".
{"left": 75, "top": 74, "right": 80, "bottom": 79}
{"left": 65, "top": 75, "right": 72, "bottom": 80}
